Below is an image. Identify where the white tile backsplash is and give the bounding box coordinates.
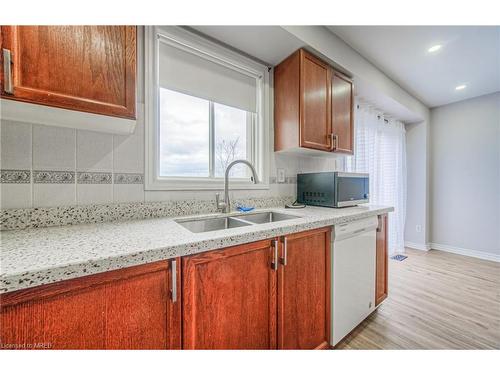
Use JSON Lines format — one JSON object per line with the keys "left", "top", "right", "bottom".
{"left": 33, "top": 183, "right": 76, "bottom": 207}
{"left": 113, "top": 184, "right": 145, "bottom": 203}
{"left": 77, "top": 183, "right": 113, "bottom": 205}
{"left": 0, "top": 120, "right": 32, "bottom": 169}
{"left": 77, "top": 130, "right": 113, "bottom": 171}
{"left": 274, "top": 153, "right": 299, "bottom": 177}
{"left": 297, "top": 155, "right": 344, "bottom": 173}
{"left": 145, "top": 190, "right": 215, "bottom": 202}
{"left": 33, "top": 125, "right": 76, "bottom": 171}
{"left": 113, "top": 106, "right": 144, "bottom": 173}
{"left": 1, "top": 183, "right": 32, "bottom": 209}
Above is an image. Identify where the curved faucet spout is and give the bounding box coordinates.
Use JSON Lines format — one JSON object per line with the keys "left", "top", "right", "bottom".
{"left": 216, "top": 159, "right": 259, "bottom": 213}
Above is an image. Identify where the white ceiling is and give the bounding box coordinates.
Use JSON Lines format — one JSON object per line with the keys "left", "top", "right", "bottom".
{"left": 190, "top": 26, "right": 305, "bottom": 66}
{"left": 328, "top": 26, "right": 500, "bottom": 108}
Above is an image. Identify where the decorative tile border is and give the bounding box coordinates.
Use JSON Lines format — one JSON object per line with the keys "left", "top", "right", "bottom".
{"left": 1, "top": 170, "right": 294, "bottom": 185}
{"left": 77, "top": 172, "right": 112, "bottom": 184}
{"left": 1, "top": 169, "right": 31, "bottom": 184}
{"left": 114, "top": 173, "right": 144, "bottom": 184}
{"left": 0, "top": 196, "right": 295, "bottom": 231}
{"left": 33, "top": 170, "right": 75, "bottom": 184}
{"left": 1, "top": 170, "right": 144, "bottom": 185}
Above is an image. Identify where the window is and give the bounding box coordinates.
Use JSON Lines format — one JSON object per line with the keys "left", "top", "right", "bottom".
{"left": 145, "top": 26, "right": 270, "bottom": 190}
{"left": 159, "top": 89, "right": 253, "bottom": 179}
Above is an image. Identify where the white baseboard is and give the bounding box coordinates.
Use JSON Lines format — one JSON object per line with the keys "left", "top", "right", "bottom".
{"left": 429, "top": 243, "right": 500, "bottom": 263}
{"left": 404, "top": 241, "right": 430, "bottom": 251}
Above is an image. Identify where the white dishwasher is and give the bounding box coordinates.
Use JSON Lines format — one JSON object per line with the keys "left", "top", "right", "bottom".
{"left": 331, "top": 216, "right": 378, "bottom": 346}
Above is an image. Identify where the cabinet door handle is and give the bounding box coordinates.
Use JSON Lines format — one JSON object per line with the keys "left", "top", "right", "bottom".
{"left": 170, "top": 259, "right": 177, "bottom": 302}
{"left": 281, "top": 237, "right": 288, "bottom": 266}
{"left": 272, "top": 239, "right": 279, "bottom": 270}
{"left": 2, "top": 49, "right": 13, "bottom": 94}
{"left": 377, "top": 215, "right": 383, "bottom": 232}
{"left": 330, "top": 134, "right": 338, "bottom": 151}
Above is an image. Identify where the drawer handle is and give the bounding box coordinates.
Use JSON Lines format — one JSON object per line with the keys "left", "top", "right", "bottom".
{"left": 330, "top": 134, "right": 338, "bottom": 151}
{"left": 272, "top": 239, "right": 279, "bottom": 270}
{"left": 170, "top": 259, "right": 177, "bottom": 302}
{"left": 280, "top": 237, "right": 288, "bottom": 266}
{"left": 3, "top": 49, "right": 13, "bottom": 94}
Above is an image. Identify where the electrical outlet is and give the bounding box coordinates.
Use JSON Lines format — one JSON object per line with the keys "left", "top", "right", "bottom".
{"left": 416, "top": 225, "right": 422, "bottom": 233}
{"left": 277, "top": 168, "right": 286, "bottom": 183}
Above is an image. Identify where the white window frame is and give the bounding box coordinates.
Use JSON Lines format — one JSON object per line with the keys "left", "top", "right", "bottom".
{"left": 145, "top": 26, "right": 270, "bottom": 191}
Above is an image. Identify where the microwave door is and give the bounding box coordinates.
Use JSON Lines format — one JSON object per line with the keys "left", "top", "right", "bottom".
{"left": 336, "top": 176, "right": 369, "bottom": 207}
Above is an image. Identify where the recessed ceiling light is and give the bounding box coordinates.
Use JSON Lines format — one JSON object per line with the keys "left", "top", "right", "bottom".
{"left": 428, "top": 44, "right": 442, "bottom": 53}
{"left": 455, "top": 85, "right": 467, "bottom": 91}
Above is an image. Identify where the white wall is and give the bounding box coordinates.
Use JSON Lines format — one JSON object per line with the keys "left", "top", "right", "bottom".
{"left": 404, "top": 121, "right": 430, "bottom": 248}
{"left": 430, "top": 92, "right": 500, "bottom": 258}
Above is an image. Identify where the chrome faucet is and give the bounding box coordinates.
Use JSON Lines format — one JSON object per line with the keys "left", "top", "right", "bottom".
{"left": 216, "top": 159, "right": 259, "bottom": 213}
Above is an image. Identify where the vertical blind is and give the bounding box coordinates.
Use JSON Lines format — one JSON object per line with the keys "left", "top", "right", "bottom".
{"left": 347, "top": 102, "right": 407, "bottom": 255}
{"left": 158, "top": 40, "right": 258, "bottom": 113}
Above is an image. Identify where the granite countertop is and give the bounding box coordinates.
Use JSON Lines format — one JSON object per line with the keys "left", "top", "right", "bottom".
{"left": 1, "top": 204, "right": 393, "bottom": 293}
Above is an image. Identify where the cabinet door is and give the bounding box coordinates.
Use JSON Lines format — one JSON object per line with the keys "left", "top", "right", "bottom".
{"left": 0, "top": 260, "right": 180, "bottom": 349}
{"left": 182, "top": 240, "right": 278, "bottom": 349}
{"left": 0, "top": 26, "right": 136, "bottom": 119}
{"left": 278, "top": 227, "right": 331, "bottom": 349}
{"left": 376, "top": 214, "right": 388, "bottom": 305}
{"left": 299, "top": 50, "right": 332, "bottom": 151}
{"left": 331, "top": 71, "right": 354, "bottom": 154}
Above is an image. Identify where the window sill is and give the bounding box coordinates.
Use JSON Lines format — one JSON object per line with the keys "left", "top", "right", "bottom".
{"left": 144, "top": 178, "right": 270, "bottom": 191}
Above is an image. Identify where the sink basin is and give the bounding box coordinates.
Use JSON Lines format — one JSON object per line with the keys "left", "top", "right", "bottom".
{"left": 175, "top": 216, "right": 251, "bottom": 233}
{"left": 176, "top": 211, "right": 301, "bottom": 233}
{"left": 234, "top": 211, "right": 300, "bottom": 224}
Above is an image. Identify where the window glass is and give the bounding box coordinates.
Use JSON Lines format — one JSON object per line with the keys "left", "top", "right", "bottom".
{"left": 214, "top": 103, "right": 250, "bottom": 178}
{"left": 159, "top": 88, "right": 209, "bottom": 177}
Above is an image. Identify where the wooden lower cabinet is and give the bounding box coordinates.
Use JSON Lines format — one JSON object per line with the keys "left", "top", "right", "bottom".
{"left": 376, "top": 214, "right": 388, "bottom": 305}
{"left": 278, "top": 227, "right": 331, "bottom": 349}
{"left": 182, "top": 227, "right": 331, "bottom": 350}
{"left": 0, "top": 260, "right": 181, "bottom": 350}
{"left": 182, "top": 239, "right": 277, "bottom": 349}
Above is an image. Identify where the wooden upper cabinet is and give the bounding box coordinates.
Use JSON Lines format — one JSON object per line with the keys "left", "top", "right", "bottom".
{"left": 0, "top": 260, "right": 181, "bottom": 349}
{"left": 331, "top": 71, "right": 354, "bottom": 154}
{"left": 0, "top": 26, "right": 136, "bottom": 119}
{"left": 278, "top": 227, "right": 331, "bottom": 349}
{"left": 300, "top": 50, "right": 332, "bottom": 151}
{"left": 376, "top": 214, "right": 388, "bottom": 306}
{"left": 275, "top": 49, "right": 332, "bottom": 153}
{"left": 182, "top": 240, "right": 277, "bottom": 349}
{"left": 274, "top": 48, "right": 353, "bottom": 155}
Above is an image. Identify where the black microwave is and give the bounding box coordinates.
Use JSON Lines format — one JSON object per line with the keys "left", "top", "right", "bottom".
{"left": 297, "top": 172, "right": 369, "bottom": 208}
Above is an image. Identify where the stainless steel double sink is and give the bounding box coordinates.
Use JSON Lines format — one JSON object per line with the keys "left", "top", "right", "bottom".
{"left": 175, "top": 211, "right": 300, "bottom": 233}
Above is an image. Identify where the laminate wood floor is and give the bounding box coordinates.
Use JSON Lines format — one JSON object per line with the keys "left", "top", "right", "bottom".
{"left": 336, "top": 248, "right": 500, "bottom": 349}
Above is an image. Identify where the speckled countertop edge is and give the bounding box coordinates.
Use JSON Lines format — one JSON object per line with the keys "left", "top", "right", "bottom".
{"left": 1, "top": 205, "right": 393, "bottom": 293}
